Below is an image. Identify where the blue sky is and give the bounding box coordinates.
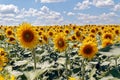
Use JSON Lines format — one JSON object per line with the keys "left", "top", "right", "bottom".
{"left": 0, "top": 0, "right": 120, "bottom": 25}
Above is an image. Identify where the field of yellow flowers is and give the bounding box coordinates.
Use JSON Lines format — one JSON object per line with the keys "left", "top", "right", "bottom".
{"left": 0, "top": 22, "right": 120, "bottom": 80}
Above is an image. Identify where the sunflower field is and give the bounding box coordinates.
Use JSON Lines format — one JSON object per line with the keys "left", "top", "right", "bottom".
{"left": 0, "top": 22, "right": 120, "bottom": 80}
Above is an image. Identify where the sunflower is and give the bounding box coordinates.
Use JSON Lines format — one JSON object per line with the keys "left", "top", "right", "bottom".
{"left": 38, "top": 38, "right": 44, "bottom": 45}
{"left": 5, "top": 28, "right": 14, "bottom": 37}
{"left": 68, "top": 77, "right": 76, "bottom": 80}
{"left": 0, "top": 48, "right": 7, "bottom": 57}
{"left": 89, "top": 33, "right": 96, "bottom": 38}
{"left": 90, "top": 28, "right": 96, "bottom": 34}
{"left": 102, "top": 32, "right": 114, "bottom": 40}
{"left": 16, "top": 23, "right": 39, "bottom": 49}
{"left": 47, "top": 30, "right": 54, "bottom": 38}
{"left": 0, "top": 75, "right": 4, "bottom": 80}
{"left": 38, "top": 30, "right": 43, "bottom": 37}
{"left": 64, "top": 28, "right": 70, "bottom": 36}
{"left": 53, "top": 33, "right": 67, "bottom": 52}
{"left": 83, "top": 37, "right": 96, "bottom": 43}
{"left": 0, "top": 74, "right": 16, "bottom": 80}
{"left": 0, "top": 55, "right": 8, "bottom": 71}
{"left": 75, "top": 29, "right": 81, "bottom": 41}
{"left": 6, "top": 36, "right": 16, "bottom": 44}
{"left": 43, "top": 34, "right": 49, "bottom": 44}
{"left": 114, "top": 28, "right": 120, "bottom": 36}
{"left": 78, "top": 41, "right": 98, "bottom": 59}
{"left": 102, "top": 39, "right": 113, "bottom": 48}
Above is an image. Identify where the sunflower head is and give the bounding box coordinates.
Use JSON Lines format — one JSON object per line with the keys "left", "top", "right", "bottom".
{"left": 79, "top": 41, "right": 98, "bottom": 60}
{"left": 64, "top": 28, "right": 70, "bottom": 35}
{"left": 75, "top": 29, "right": 81, "bottom": 41}
{"left": 16, "top": 22, "right": 39, "bottom": 49}
{"left": 68, "top": 77, "right": 76, "bottom": 80}
{"left": 6, "top": 36, "right": 16, "bottom": 44}
{"left": 90, "top": 28, "right": 96, "bottom": 33}
{"left": 5, "top": 28, "right": 14, "bottom": 37}
{"left": 102, "top": 39, "right": 113, "bottom": 48}
{"left": 0, "top": 48, "right": 7, "bottom": 57}
{"left": 42, "top": 33, "right": 49, "bottom": 44}
{"left": 0, "top": 48, "right": 8, "bottom": 71}
{"left": 53, "top": 33, "right": 67, "bottom": 52}
{"left": 102, "top": 32, "right": 114, "bottom": 40}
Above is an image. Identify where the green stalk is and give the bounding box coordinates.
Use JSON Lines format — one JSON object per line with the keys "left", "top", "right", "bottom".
{"left": 65, "top": 51, "right": 69, "bottom": 79}
{"left": 115, "top": 58, "right": 118, "bottom": 69}
{"left": 32, "top": 48, "right": 36, "bottom": 70}
{"left": 82, "top": 59, "right": 85, "bottom": 80}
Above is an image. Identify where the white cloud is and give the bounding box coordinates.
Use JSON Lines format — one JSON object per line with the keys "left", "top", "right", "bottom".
{"left": 36, "top": 0, "right": 65, "bottom": 3}
{"left": 77, "top": 12, "right": 118, "bottom": 24}
{"left": 35, "top": 6, "right": 63, "bottom": 25}
{"left": 74, "top": 0, "right": 91, "bottom": 10}
{"left": 74, "top": 0, "right": 115, "bottom": 10}
{"left": 112, "top": 3, "right": 120, "bottom": 11}
{"left": 0, "top": 5, "right": 63, "bottom": 25}
{"left": 67, "top": 12, "right": 75, "bottom": 16}
{"left": 92, "top": 0, "right": 114, "bottom": 7}
{"left": 0, "top": 4, "right": 19, "bottom": 14}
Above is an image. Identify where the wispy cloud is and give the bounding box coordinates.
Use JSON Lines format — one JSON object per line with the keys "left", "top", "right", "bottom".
{"left": 35, "top": 0, "right": 66, "bottom": 3}
{"left": 74, "top": 0, "right": 91, "bottom": 10}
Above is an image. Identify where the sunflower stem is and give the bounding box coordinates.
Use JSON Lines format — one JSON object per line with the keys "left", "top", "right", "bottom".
{"left": 115, "top": 58, "right": 118, "bottom": 69}
{"left": 82, "top": 59, "right": 85, "bottom": 80}
{"left": 32, "top": 48, "right": 36, "bottom": 70}
{"left": 65, "top": 51, "right": 69, "bottom": 79}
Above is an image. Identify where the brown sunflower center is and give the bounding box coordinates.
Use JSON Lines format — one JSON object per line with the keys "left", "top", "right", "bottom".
{"left": 83, "top": 45, "right": 93, "bottom": 54}
{"left": 22, "top": 30, "right": 34, "bottom": 42}
{"left": 72, "top": 36, "right": 76, "bottom": 40}
{"left": 57, "top": 38, "right": 65, "bottom": 47}
{"left": 49, "top": 32, "right": 53, "bottom": 36}
{"left": 43, "top": 35, "right": 47, "bottom": 42}
{"left": 9, "top": 37, "right": 15, "bottom": 41}
{"left": 115, "top": 30, "right": 119, "bottom": 35}
{"left": 104, "top": 34, "right": 112, "bottom": 39}
{"left": 7, "top": 31, "right": 12, "bottom": 35}
{"left": 106, "top": 42, "right": 112, "bottom": 46}
{"left": 65, "top": 30, "right": 69, "bottom": 34}
{"left": 98, "top": 32, "right": 101, "bottom": 35}
{"left": 90, "top": 34, "right": 95, "bottom": 38}
{"left": 91, "top": 29, "right": 95, "bottom": 33}
{"left": 76, "top": 31, "right": 80, "bottom": 37}
{"left": 39, "top": 32, "right": 42, "bottom": 35}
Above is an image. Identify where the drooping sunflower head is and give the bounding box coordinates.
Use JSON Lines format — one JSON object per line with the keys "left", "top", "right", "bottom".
{"left": 79, "top": 41, "right": 98, "bottom": 60}
{"left": 16, "top": 23, "right": 39, "bottom": 49}
{"left": 0, "top": 48, "right": 7, "bottom": 57}
{"left": 102, "top": 39, "right": 113, "bottom": 48}
{"left": 89, "top": 33, "right": 96, "bottom": 38}
{"left": 6, "top": 36, "right": 16, "bottom": 44}
{"left": 53, "top": 33, "right": 67, "bottom": 52}
{"left": 102, "top": 32, "right": 114, "bottom": 40}
{"left": 114, "top": 28, "right": 120, "bottom": 36}
{"left": 74, "top": 29, "right": 81, "bottom": 41}
{"left": 0, "top": 48, "right": 8, "bottom": 71}
{"left": 42, "top": 33, "right": 49, "bottom": 44}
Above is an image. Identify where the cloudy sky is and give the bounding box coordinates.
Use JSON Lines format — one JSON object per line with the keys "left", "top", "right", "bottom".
{"left": 0, "top": 0, "right": 120, "bottom": 25}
